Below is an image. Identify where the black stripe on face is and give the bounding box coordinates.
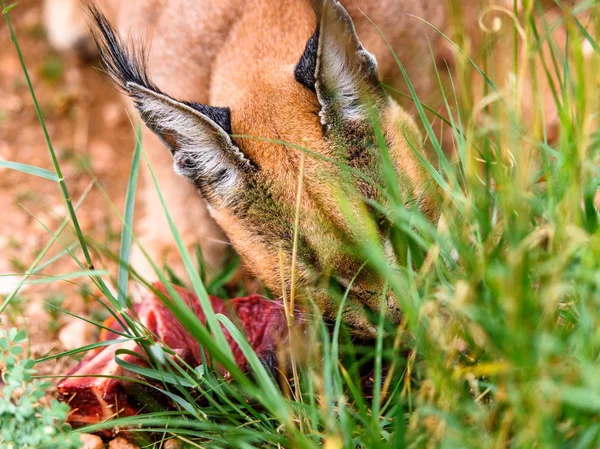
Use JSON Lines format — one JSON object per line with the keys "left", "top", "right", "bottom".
{"left": 294, "top": 28, "right": 319, "bottom": 92}
{"left": 184, "top": 102, "right": 233, "bottom": 134}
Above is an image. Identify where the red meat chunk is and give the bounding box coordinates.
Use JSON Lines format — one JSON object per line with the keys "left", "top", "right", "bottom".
{"left": 57, "top": 283, "right": 298, "bottom": 430}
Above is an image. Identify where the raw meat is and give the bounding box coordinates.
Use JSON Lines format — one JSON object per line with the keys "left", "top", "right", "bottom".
{"left": 57, "top": 283, "right": 297, "bottom": 430}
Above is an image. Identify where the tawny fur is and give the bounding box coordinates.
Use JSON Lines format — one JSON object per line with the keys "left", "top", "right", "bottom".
{"left": 45, "top": 0, "right": 449, "bottom": 273}
{"left": 44, "top": 0, "right": 566, "bottom": 335}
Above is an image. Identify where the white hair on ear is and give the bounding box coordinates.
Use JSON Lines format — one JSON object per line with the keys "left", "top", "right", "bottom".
{"left": 127, "top": 83, "right": 251, "bottom": 201}
{"left": 315, "top": 0, "right": 380, "bottom": 126}
{"left": 317, "top": 40, "right": 378, "bottom": 124}
{"left": 89, "top": 5, "right": 251, "bottom": 205}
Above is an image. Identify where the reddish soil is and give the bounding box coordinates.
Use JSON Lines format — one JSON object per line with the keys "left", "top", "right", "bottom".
{"left": 0, "top": 0, "right": 133, "bottom": 379}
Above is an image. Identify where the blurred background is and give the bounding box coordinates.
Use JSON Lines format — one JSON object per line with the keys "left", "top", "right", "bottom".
{"left": 0, "top": 0, "right": 133, "bottom": 376}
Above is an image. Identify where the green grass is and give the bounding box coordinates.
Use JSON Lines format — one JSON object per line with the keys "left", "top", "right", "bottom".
{"left": 3, "top": 0, "right": 600, "bottom": 448}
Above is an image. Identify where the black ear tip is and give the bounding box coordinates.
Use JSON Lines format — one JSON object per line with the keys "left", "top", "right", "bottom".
{"left": 184, "top": 101, "right": 233, "bottom": 135}
{"left": 86, "top": 2, "right": 157, "bottom": 95}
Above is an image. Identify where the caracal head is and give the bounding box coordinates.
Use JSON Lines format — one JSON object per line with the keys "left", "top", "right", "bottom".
{"left": 91, "top": 0, "right": 440, "bottom": 337}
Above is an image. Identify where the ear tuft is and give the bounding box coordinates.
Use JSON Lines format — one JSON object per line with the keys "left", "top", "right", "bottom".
{"left": 87, "top": 3, "right": 156, "bottom": 93}
{"left": 89, "top": 5, "right": 235, "bottom": 137}
{"left": 88, "top": 5, "right": 254, "bottom": 204}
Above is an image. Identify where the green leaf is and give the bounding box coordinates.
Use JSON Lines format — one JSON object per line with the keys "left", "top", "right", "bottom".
{"left": 9, "top": 345, "right": 22, "bottom": 356}
{"left": 35, "top": 338, "right": 142, "bottom": 364}
{"left": 0, "top": 159, "right": 58, "bottom": 182}
{"left": 116, "top": 125, "right": 142, "bottom": 308}
{"left": 207, "top": 254, "right": 240, "bottom": 295}
{"left": 1, "top": 2, "right": 18, "bottom": 14}
{"left": 23, "top": 270, "right": 109, "bottom": 285}
{"left": 216, "top": 314, "right": 292, "bottom": 424}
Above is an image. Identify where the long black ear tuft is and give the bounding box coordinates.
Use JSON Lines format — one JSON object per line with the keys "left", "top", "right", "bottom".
{"left": 87, "top": 3, "right": 155, "bottom": 92}
{"left": 87, "top": 4, "right": 255, "bottom": 204}
{"left": 87, "top": 3, "right": 233, "bottom": 135}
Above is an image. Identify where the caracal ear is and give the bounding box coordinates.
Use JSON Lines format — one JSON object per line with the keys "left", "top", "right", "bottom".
{"left": 88, "top": 5, "right": 255, "bottom": 205}
{"left": 314, "top": 0, "right": 383, "bottom": 130}
{"left": 123, "top": 83, "right": 254, "bottom": 204}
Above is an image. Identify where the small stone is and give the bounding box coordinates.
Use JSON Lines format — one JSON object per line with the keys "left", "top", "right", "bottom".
{"left": 164, "top": 439, "right": 183, "bottom": 449}
{"left": 109, "top": 437, "right": 140, "bottom": 449}
{"left": 58, "top": 319, "right": 96, "bottom": 351}
{"left": 80, "top": 434, "right": 103, "bottom": 449}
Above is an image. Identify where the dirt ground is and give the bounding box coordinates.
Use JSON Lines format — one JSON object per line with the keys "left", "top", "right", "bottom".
{"left": 0, "top": 0, "right": 133, "bottom": 379}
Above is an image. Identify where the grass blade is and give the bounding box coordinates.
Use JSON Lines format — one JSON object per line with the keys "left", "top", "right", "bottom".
{"left": 116, "top": 124, "right": 142, "bottom": 308}
{"left": 0, "top": 160, "right": 58, "bottom": 182}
